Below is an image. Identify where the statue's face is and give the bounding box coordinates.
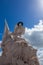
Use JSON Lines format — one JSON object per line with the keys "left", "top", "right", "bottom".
{"left": 19, "top": 23, "right": 22, "bottom": 26}
{"left": 17, "top": 22, "right": 23, "bottom": 26}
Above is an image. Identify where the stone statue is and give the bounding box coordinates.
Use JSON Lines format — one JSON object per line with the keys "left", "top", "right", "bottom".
{"left": 14, "top": 21, "right": 25, "bottom": 37}
{"left": 0, "top": 21, "right": 39, "bottom": 65}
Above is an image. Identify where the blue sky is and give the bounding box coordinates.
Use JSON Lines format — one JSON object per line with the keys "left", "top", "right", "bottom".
{"left": 0, "top": 0, "right": 43, "bottom": 40}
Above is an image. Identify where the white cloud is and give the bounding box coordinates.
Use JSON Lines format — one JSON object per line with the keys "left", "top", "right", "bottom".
{"left": 37, "top": 48, "right": 43, "bottom": 65}
{"left": 25, "top": 20, "right": 43, "bottom": 35}
{"left": 23, "top": 20, "right": 43, "bottom": 48}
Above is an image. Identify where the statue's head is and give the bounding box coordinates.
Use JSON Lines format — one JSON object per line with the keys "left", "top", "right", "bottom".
{"left": 17, "top": 21, "right": 23, "bottom": 26}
